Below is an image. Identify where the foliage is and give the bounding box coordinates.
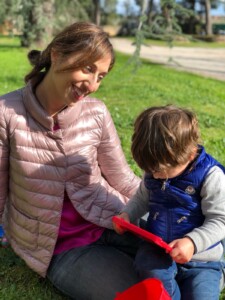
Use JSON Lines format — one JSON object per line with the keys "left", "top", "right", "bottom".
{"left": 148, "top": 0, "right": 194, "bottom": 43}
{"left": 0, "top": 0, "right": 18, "bottom": 25}
{"left": 128, "top": 0, "right": 195, "bottom": 70}
{"left": 0, "top": 0, "right": 119, "bottom": 46}
{"left": 0, "top": 0, "right": 55, "bottom": 47}
{"left": 18, "top": 0, "right": 46, "bottom": 47}
{"left": 0, "top": 36, "right": 225, "bottom": 299}
{"left": 100, "top": 0, "right": 120, "bottom": 25}
{"left": 53, "top": 0, "right": 90, "bottom": 34}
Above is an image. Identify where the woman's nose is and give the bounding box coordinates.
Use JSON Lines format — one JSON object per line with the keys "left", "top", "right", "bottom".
{"left": 86, "top": 77, "right": 99, "bottom": 93}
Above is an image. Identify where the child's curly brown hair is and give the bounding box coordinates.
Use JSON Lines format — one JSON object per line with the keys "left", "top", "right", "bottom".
{"left": 131, "top": 105, "right": 200, "bottom": 174}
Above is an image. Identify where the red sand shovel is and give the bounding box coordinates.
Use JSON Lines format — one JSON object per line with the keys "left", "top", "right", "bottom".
{"left": 114, "top": 278, "right": 171, "bottom": 300}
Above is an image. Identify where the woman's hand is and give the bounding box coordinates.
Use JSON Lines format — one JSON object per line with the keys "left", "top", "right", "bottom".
{"left": 113, "top": 212, "right": 130, "bottom": 234}
{"left": 169, "top": 237, "right": 195, "bottom": 264}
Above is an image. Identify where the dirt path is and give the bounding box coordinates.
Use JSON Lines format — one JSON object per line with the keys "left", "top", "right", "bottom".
{"left": 110, "top": 38, "right": 225, "bottom": 81}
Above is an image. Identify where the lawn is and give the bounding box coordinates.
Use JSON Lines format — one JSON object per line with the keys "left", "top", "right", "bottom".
{"left": 97, "top": 51, "right": 225, "bottom": 176}
{"left": 0, "top": 36, "right": 225, "bottom": 299}
{"left": 125, "top": 35, "right": 225, "bottom": 48}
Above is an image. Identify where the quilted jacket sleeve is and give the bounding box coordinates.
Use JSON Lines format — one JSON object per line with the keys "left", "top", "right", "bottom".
{"left": 97, "top": 105, "right": 140, "bottom": 202}
{"left": 0, "top": 101, "right": 9, "bottom": 224}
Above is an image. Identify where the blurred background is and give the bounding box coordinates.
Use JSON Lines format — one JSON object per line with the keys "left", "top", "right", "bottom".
{"left": 0, "top": 0, "right": 225, "bottom": 48}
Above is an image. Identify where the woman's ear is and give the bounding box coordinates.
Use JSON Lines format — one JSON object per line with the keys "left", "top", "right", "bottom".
{"left": 50, "top": 49, "right": 58, "bottom": 65}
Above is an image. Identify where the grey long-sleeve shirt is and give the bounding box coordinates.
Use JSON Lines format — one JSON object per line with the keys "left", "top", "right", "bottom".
{"left": 122, "top": 166, "right": 225, "bottom": 262}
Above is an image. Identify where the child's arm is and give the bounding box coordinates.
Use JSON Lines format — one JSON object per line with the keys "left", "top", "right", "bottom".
{"left": 169, "top": 166, "right": 225, "bottom": 263}
{"left": 120, "top": 179, "right": 149, "bottom": 223}
{"left": 113, "top": 179, "right": 149, "bottom": 234}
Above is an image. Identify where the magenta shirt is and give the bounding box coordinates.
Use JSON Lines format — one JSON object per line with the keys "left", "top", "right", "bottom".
{"left": 54, "top": 192, "right": 104, "bottom": 254}
{"left": 53, "top": 123, "right": 104, "bottom": 255}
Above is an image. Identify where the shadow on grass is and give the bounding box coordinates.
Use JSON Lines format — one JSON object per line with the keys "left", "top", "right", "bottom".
{"left": 0, "top": 45, "right": 23, "bottom": 52}
{"left": 0, "top": 35, "right": 22, "bottom": 49}
{"left": 1, "top": 75, "right": 25, "bottom": 86}
{"left": 0, "top": 247, "right": 70, "bottom": 299}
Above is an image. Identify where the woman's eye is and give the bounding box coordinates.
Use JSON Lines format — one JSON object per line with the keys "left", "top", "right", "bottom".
{"left": 84, "top": 66, "right": 92, "bottom": 73}
{"left": 98, "top": 75, "right": 104, "bottom": 81}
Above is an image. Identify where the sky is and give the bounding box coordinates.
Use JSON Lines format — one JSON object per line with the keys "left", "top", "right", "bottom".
{"left": 116, "top": 0, "right": 225, "bottom": 16}
{"left": 211, "top": 3, "right": 225, "bottom": 16}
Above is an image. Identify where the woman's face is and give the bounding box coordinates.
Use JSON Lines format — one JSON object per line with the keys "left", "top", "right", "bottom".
{"left": 50, "top": 52, "right": 112, "bottom": 106}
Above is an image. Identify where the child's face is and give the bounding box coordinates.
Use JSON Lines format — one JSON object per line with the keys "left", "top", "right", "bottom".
{"left": 152, "top": 161, "right": 191, "bottom": 180}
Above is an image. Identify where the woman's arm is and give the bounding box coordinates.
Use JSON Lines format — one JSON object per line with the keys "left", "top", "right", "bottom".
{"left": 0, "top": 102, "right": 9, "bottom": 225}
{"left": 97, "top": 105, "right": 140, "bottom": 200}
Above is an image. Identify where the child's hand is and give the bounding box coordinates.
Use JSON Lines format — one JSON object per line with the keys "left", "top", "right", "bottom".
{"left": 168, "top": 237, "right": 195, "bottom": 264}
{"left": 113, "top": 212, "right": 130, "bottom": 234}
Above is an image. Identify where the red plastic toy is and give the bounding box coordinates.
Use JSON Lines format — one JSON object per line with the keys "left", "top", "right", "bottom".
{"left": 114, "top": 278, "right": 171, "bottom": 300}
{"left": 112, "top": 216, "right": 172, "bottom": 253}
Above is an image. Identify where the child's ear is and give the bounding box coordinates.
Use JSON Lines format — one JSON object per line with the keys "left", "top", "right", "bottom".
{"left": 190, "top": 147, "right": 198, "bottom": 161}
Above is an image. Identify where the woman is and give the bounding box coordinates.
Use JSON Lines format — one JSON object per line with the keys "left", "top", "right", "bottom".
{"left": 0, "top": 22, "right": 141, "bottom": 300}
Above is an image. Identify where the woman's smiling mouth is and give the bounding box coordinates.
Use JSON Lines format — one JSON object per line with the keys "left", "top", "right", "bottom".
{"left": 71, "top": 85, "right": 85, "bottom": 101}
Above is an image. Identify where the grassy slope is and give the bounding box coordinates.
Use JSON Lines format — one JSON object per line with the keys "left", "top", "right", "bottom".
{"left": 0, "top": 36, "right": 225, "bottom": 299}
{"left": 96, "top": 52, "right": 225, "bottom": 176}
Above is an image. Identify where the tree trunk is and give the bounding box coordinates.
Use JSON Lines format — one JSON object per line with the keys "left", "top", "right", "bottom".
{"left": 138, "top": 0, "right": 148, "bottom": 30}
{"left": 34, "top": 0, "right": 55, "bottom": 47}
{"left": 162, "top": 2, "right": 173, "bottom": 33}
{"left": 43, "top": 0, "right": 54, "bottom": 37}
{"left": 204, "top": 0, "right": 212, "bottom": 35}
{"left": 146, "top": 0, "right": 154, "bottom": 26}
{"left": 93, "top": 0, "right": 101, "bottom": 25}
{"left": 188, "top": 0, "right": 196, "bottom": 34}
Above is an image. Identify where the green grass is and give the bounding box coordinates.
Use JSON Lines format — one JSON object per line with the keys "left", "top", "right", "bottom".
{"left": 123, "top": 35, "right": 225, "bottom": 48}
{"left": 95, "top": 52, "right": 225, "bottom": 177}
{"left": 0, "top": 36, "right": 225, "bottom": 299}
{"left": 0, "top": 36, "right": 29, "bottom": 93}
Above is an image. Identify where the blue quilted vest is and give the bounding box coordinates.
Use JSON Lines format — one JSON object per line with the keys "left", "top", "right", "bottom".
{"left": 144, "top": 146, "right": 225, "bottom": 243}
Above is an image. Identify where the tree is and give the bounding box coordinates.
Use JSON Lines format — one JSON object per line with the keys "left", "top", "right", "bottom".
{"left": 204, "top": 0, "right": 212, "bottom": 34}
{"left": 135, "top": 0, "right": 157, "bottom": 25}
{"left": 177, "top": 0, "right": 198, "bottom": 34}
{"left": 101, "top": 0, "right": 118, "bottom": 25}
{"left": 53, "top": 0, "right": 89, "bottom": 34}
{"left": 83, "top": 0, "right": 118, "bottom": 26}
{"left": 146, "top": 0, "right": 155, "bottom": 25}
{"left": 0, "top": 0, "right": 55, "bottom": 47}
{"left": 0, "top": 0, "right": 21, "bottom": 34}
{"left": 128, "top": 0, "right": 194, "bottom": 71}
{"left": 146, "top": 0, "right": 193, "bottom": 42}
{"left": 179, "top": 0, "right": 219, "bottom": 35}
{"left": 19, "top": 0, "right": 54, "bottom": 47}
{"left": 93, "top": 0, "right": 101, "bottom": 25}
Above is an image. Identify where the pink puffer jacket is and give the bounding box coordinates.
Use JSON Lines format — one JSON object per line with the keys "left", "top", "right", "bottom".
{"left": 0, "top": 82, "right": 140, "bottom": 277}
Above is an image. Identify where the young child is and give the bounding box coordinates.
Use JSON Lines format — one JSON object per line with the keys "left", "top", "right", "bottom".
{"left": 114, "top": 105, "right": 225, "bottom": 300}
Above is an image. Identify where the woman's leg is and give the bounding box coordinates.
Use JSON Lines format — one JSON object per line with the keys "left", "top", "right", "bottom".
{"left": 177, "top": 261, "right": 223, "bottom": 300}
{"left": 47, "top": 230, "right": 140, "bottom": 300}
{"left": 134, "top": 242, "right": 181, "bottom": 300}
